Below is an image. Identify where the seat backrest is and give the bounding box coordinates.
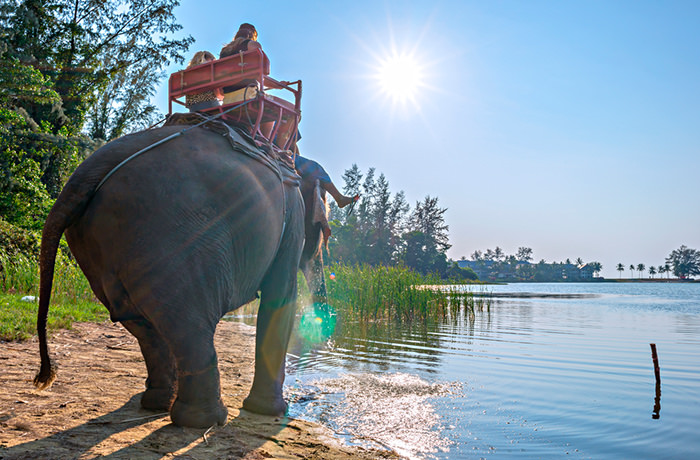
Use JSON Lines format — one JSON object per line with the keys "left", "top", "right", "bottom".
{"left": 169, "top": 48, "right": 271, "bottom": 99}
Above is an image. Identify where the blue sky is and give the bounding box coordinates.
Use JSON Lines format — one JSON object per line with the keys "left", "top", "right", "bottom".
{"left": 155, "top": 0, "right": 700, "bottom": 278}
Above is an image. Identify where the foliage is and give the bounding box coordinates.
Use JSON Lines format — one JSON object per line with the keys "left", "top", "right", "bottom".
{"left": 0, "top": 293, "right": 108, "bottom": 341}
{"left": 0, "top": 49, "right": 91, "bottom": 229}
{"left": 329, "top": 166, "right": 410, "bottom": 266}
{"left": 0, "top": 218, "right": 40, "bottom": 259}
{"left": 0, "top": 0, "right": 192, "bottom": 230}
{"left": 328, "top": 164, "right": 454, "bottom": 278}
{"left": 616, "top": 263, "right": 625, "bottom": 277}
{"left": 0, "top": 246, "right": 105, "bottom": 341}
{"left": 401, "top": 196, "right": 450, "bottom": 276}
{"left": 0, "top": 56, "right": 61, "bottom": 108}
{"left": 445, "top": 261, "right": 478, "bottom": 282}
{"left": 0, "top": 104, "right": 87, "bottom": 228}
{"left": 402, "top": 230, "right": 447, "bottom": 276}
{"left": 0, "top": 0, "right": 193, "bottom": 137}
{"left": 466, "top": 246, "right": 603, "bottom": 282}
{"left": 666, "top": 245, "right": 700, "bottom": 279}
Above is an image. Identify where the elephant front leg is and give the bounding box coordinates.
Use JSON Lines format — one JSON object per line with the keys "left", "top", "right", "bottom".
{"left": 121, "top": 318, "right": 177, "bottom": 411}
{"left": 243, "top": 288, "right": 297, "bottom": 415}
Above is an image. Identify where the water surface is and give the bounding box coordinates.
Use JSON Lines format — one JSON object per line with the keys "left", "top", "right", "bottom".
{"left": 233, "top": 282, "right": 700, "bottom": 459}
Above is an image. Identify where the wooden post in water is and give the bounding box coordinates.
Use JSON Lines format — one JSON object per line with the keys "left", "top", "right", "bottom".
{"left": 650, "top": 343, "right": 661, "bottom": 419}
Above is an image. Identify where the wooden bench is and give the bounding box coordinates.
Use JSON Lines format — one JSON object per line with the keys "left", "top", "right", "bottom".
{"left": 168, "top": 48, "right": 301, "bottom": 150}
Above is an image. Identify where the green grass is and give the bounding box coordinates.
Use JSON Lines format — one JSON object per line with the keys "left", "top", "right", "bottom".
{"left": 0, "top": 294, "right": 108, "bottom": 341}
{"left": 0, "top": 250, "right": 107, "bottom": 341}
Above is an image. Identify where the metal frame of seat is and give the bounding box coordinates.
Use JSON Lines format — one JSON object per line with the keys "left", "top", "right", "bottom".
{"left": 168, "top": 48, "right": 302, "bottom": 150}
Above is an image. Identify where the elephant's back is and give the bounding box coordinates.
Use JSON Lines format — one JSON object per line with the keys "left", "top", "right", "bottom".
{"left": 66, "top": 126, "right": 286, "bottom": 318}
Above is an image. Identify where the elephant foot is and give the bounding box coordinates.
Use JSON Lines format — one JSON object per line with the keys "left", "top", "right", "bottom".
{"left": 141, "top": 387, "right": 175, "bottom": 411}
{"left": 170, "top": 397, "right": 228, "bottom": 428}
{"left": 243, "top": 392, "right": 287, "bottom": 416}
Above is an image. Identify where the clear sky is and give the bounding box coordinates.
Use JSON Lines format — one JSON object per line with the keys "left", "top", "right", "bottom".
{"left": 154, "top": 0, "right": 700, "bottom": 278}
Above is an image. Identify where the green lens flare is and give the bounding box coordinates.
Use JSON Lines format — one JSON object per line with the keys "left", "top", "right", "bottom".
{"left": 298, "top": 303, "right": 337, "bottom": 343}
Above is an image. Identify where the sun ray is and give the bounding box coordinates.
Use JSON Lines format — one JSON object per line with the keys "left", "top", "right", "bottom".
{"left": 327, "top": 5, "right": 454, "bottom": 134}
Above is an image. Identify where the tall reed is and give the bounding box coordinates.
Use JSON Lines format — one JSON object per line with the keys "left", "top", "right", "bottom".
{"left": 325, "top": 263, "right": 485, "bottom": 321}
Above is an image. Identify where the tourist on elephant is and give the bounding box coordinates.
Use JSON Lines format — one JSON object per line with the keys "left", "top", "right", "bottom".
{"left": 219, "top": 23, "right": 263, "bottom": 95}
{"left": 294, "top": 146, "right": 359, "bottom": 209}
{"left": 220, "top": 23, "right": 261, "bottom": 58}
{"left": 221, "top": 24, "right": 358, "bottom": 209}
{"left": 185, "top": 51, "right": 222, "bottom": 112}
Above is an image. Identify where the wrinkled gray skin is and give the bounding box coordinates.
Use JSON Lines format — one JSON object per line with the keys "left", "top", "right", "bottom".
{"left": 34, "top": 125, "right": 329, "bottom": 428}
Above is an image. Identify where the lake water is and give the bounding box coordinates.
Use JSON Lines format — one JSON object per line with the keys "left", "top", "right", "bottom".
{"left": 234, "top": 282, "right": 700, "bottom": 459}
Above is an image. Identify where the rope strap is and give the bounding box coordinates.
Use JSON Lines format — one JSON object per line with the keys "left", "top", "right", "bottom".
{"left": 95, "top": 100, "right": 254, "bottom": 193}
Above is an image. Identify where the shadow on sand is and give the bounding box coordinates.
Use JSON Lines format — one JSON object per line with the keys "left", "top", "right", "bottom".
{"left": 1, "top": 393, "right": 288, "bottom": 459}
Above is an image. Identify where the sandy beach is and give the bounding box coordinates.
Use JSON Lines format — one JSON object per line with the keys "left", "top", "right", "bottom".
{"left": 0, "top": 321, "right": 396, "bottom": 459}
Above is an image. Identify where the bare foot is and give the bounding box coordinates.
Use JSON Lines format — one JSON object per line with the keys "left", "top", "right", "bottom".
{"left": 337, "top": 194, "right": 359, "bottom": 208}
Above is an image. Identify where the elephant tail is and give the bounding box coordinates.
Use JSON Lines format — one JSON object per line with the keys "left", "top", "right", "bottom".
{"left": 34, "top": 176, "right": 93, "bottom": 389}
{"left": 33, "top": 208, "right": 67, "bottom": 389}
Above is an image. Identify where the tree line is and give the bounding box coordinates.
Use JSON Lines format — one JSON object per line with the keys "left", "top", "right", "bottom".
{"left": 463, "top": 247, "right": 602, "bottom": 282}
{"left": 325, "top": 165, "right": 474, "bottom": 281}
{"left": 615, "top": 246, "right": 700, "bottom": 280}
{"left": 463, "top": 245, "right": 700, "bottom": 281}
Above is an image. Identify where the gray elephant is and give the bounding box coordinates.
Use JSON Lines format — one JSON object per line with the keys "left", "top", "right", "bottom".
{"left": 34, "top": 119, "right": 330, "bottom": 428}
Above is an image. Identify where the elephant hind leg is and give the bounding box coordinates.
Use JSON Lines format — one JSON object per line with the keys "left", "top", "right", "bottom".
{"left": 166, "top": 326, "right": 228, "bottom": 428}
{"left": 121, "top": 318, "right": 177, "bottom": 411}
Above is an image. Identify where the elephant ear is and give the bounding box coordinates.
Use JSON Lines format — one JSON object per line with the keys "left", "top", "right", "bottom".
{"left": 312, "top": 180, "right": 331, "bottom": 250}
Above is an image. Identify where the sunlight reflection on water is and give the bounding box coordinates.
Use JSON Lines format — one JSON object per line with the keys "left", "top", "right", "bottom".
{"left": 287, "top": 372, "right": 462, "bottom": 459}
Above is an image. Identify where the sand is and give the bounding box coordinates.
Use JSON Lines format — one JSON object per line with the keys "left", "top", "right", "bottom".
{"left": 0, "top": 321, "right": 397, "bottom": 459}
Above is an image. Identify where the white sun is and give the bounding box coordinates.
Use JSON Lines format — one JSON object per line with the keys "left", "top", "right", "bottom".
{"left": 376, "top": 52, "right": 425, "bottom": 107}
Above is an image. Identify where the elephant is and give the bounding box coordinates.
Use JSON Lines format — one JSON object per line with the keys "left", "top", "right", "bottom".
{"left": 34, "top": 118, "right": 330, "bottom": 428}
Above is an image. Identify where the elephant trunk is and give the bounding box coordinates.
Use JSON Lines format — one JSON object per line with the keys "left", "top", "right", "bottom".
{"left": 300, "top": 180, "right": 330, "bottom": 304}
{"left": 302, "top": 255, "right": 328, "bottom": 305}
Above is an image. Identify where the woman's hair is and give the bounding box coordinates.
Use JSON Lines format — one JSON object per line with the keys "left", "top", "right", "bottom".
{"left": 187, "top": 51, "right": 216, "bottom": 68}
{"left": 234, "top": 23, "right": 257, "bottom": 40}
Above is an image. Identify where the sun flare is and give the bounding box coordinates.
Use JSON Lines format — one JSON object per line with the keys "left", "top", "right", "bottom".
{"left": 375, "top": 52, "right": 425, "bottom": 106}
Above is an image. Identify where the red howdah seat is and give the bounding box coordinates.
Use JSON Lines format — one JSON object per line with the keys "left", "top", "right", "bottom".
{"left": 168, "top": 48, "right": 301, "bottom": 150}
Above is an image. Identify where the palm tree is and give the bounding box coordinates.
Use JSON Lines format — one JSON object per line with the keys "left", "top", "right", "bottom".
{"left": 664, "top": 263, "right": 671, "bottom": 279}
{"left": 493, "top": 246, "right": 504, "bottom": 261}
{"left": 629, "top": 264, "right": 635, "bottom": 279}
{"left": 617, "top": 263, "right": 625, "bottom": 278}
{"left": 649, "top": 266, "right": 657, "bottom": 278}
{"left": 637, "top": 263, "right": 646, "bottom": 279}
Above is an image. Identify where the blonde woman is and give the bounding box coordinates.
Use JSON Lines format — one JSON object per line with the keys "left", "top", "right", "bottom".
{"left": 185, "top": 51, "right": 222, "bottom": 112}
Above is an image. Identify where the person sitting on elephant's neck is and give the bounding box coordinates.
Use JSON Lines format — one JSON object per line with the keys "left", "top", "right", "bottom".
{"left": 293, "top": 146, "right": 359, "bottom": 209}
{"left": 185, "top": 51, "right": 222, "bottom": 112}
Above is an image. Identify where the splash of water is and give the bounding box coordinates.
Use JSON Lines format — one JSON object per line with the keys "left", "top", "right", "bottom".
{"left": 290, "top": 373, "right": 462, "bottom": 459}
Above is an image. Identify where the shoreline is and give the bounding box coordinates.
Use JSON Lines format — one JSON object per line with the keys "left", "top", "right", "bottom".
{"left": 477, "top": 278, "right": 698, "bottom": 284}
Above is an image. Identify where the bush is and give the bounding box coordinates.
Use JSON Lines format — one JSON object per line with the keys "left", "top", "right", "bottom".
{"left": 0, "top": 218, "right": 40, "bottom": 260}
{"left": 445, "top": 261, "right": 478, "bottom": 282}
